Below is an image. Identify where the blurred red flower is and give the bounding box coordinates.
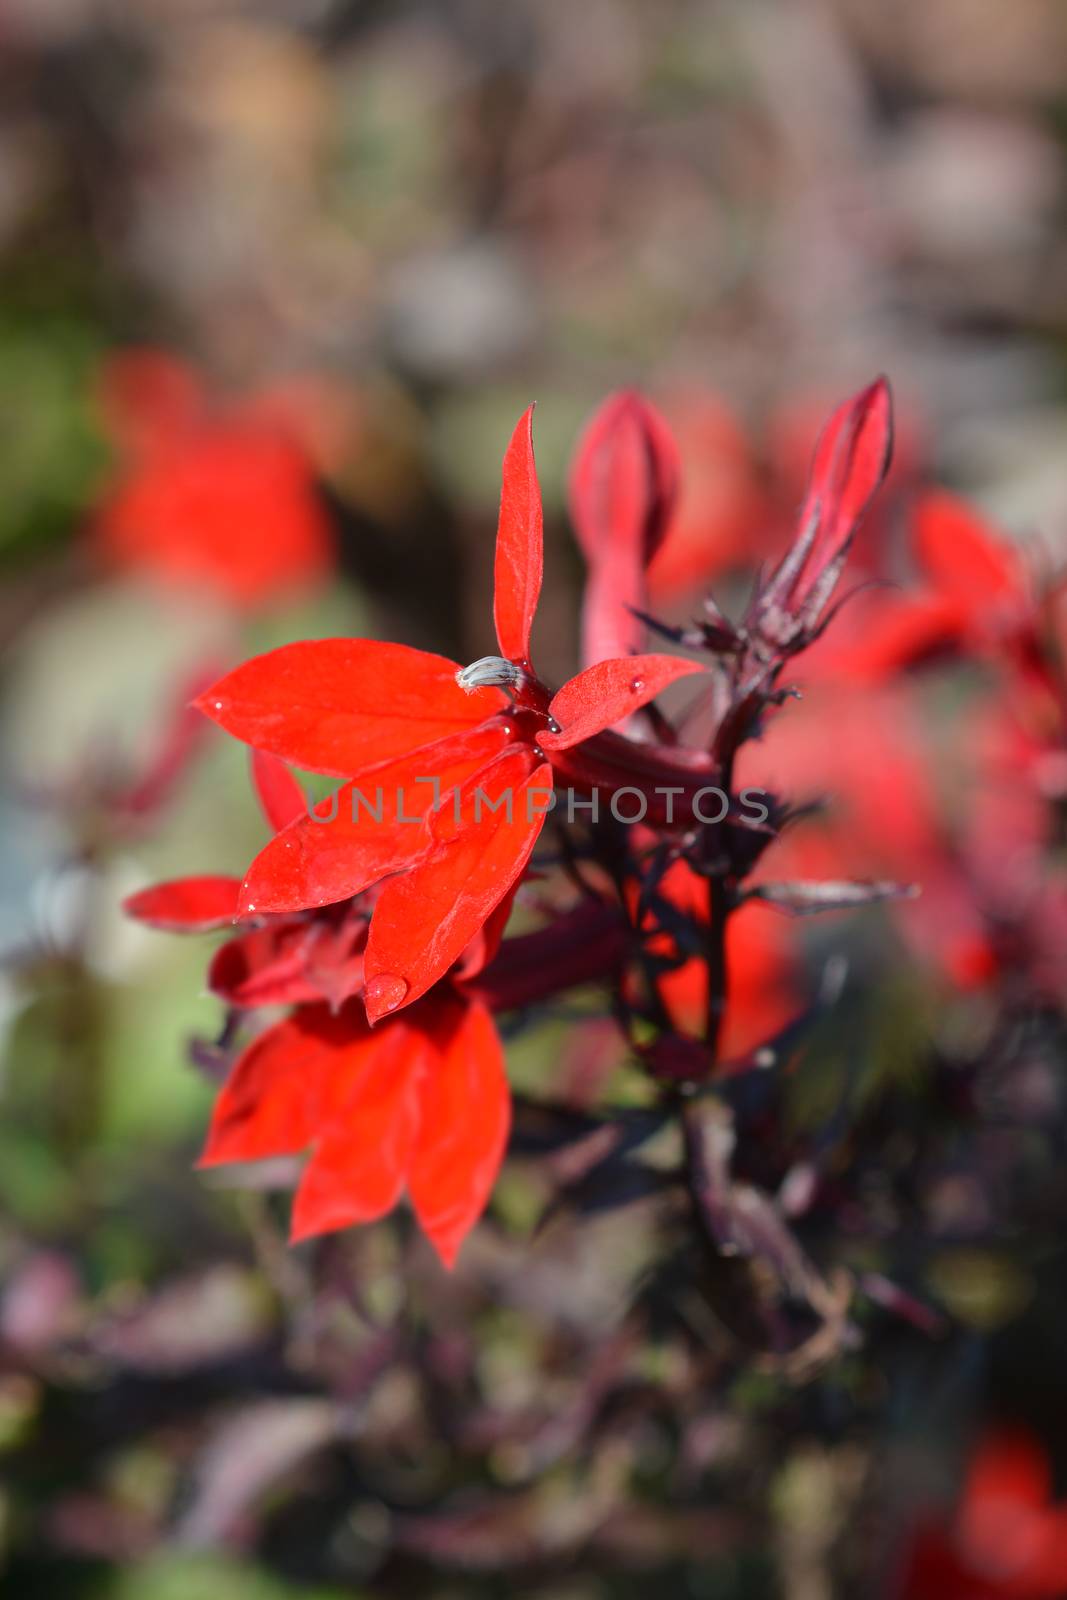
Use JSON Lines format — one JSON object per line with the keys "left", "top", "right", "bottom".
{"left": 91, "top": 349, "right": 335, "bottom": 609}
{"left": 900, "top": 1430, "right": 1067, "bottom": 1599}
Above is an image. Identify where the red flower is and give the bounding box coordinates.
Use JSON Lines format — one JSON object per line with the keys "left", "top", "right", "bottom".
{"left": 92, "top": 349, "right": 334, "bottom": 609}
{"left": 196, "top": 407, "right": 703, "bottom": 1022}
{"left": 124, "top": 751, "right": 511, "bottom": 1264}
{"left": 899, "top": 1431, "right": 1067, "bottom": 1600}
{"left": 124, "top": 751, "right": 626, "bottom": 1263}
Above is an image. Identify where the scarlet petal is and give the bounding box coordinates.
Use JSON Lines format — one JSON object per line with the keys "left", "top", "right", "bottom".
{"left": 199, "top": 1011, "right": 343, "bottom": 1165}
{"left": 195, "top": 640, "right": 503, "bottom": 778}
{"left": 290, "top": 1019, "right": 433, "bottom": 1241}
{"left": 408, "top": 998, "right": 510, "bottom": 1268}
{"left": 364, "top": 757, "right": 552, "bottom": 1019}
{"left": 251, "top": 750, "right": 308, "bottom": 833}
{"left": 122, "top": 876, "right": 241, "bottom": 931}
{"left": 540, "top": 654, "right": 705, "bottom": 750}
{"left": 451, "top": 887, "right": 519, "bottom": 982}
{"left": 914, "top": 490, "right": 1028, "bottom": 613}
{"left": 238, "top": 724, "right": 511, "bottom": 915}
{"left": 569, "top": 392, "right": 679, "bottom": 665}
{"left": 493, "top": 407, "right": 543, "bottom": 665}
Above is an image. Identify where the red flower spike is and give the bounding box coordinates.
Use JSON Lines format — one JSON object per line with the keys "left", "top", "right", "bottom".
{"left": 363, "top": 757, "right": 553, "bottom": 1021}
{"left": 493, "top": 406, "right": 543, "bottom": 665}
{"left": 914, "top": 490, "right": 1028, "bottom": 613}
{"left": 540, "top": 654, "right": 705, "bottom": 752}
{"left": 123, "top": 875, "right": 241, "bottom": 931}
{"left": 238, "top": 724, "right": 511, "bottom": 916}
{"left": 195, "top": 639, "right": 503, "bottom": 779}
{"left": 408, "top": 996, "right": 510, "bottom": 1268}
{"left": 251, "top": 750, "right": 308, "bottom": 833}
{"left": 569, "top": 391, "right": 679, "bottom": 665}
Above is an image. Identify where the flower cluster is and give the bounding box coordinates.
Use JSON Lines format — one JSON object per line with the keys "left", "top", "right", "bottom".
{"left": 127, "top": 379, "right": 900, "bottom": 1273}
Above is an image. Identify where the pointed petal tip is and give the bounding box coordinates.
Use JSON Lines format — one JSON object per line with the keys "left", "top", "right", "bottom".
{"left": 236, "top": 881, "right": 258, "bottom": 920}
{"left": 429, "top": 1237, "right": 461, "bottom": 1271}
{"left": 856, "top": 374, "right": 893, "bottom": 437}
{"left": 191, "top": 685, "right": 223, "bottom": 720}
{"left": 287, "top": 1214, "right": 319, "bottom": 1246}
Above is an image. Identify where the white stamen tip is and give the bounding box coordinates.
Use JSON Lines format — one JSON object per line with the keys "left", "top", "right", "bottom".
{"left": 456, "top": 655, "right": 523, "bottom": 692}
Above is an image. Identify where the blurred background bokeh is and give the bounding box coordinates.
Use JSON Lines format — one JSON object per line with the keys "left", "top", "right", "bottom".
{"left": 3, "top": 2, "right": 1067, "bottom": 1596}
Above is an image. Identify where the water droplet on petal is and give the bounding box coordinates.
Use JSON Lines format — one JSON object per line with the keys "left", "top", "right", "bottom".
{"left": 213, "top": 699, "right": 224, "bottom": 711}
{"left": 546, "top": 716, "right": 562, "bottom": 735}
{"left": 366, "top": 973, "right": 409, "bottom": 1014}
{"left": 245, "top": 901, "right": 256, "bottom": 913}
{"left": 629, "top": 678, "right": 645, "bottom": 695}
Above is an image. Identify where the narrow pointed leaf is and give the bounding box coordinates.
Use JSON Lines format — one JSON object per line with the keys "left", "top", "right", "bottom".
{"left": 123, "top": 875, "right": 241, "bottom": 931}
{"left": 409, "top": 998, "right": 510, "bottom": 1267}
{"left": 195, "top": 640, "right": 502, "bottom": 778}
{"left": 539, "top": 654, "right": 704, "bottom": 751}
{"left": 493, "top": 406, "right": 543, "bottom": 664}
